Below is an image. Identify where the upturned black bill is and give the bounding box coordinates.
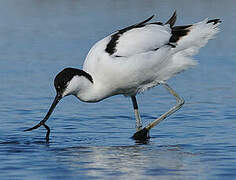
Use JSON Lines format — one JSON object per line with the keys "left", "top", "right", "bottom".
{"left": 24, "top": 93, "right": 62, "bottom": 142}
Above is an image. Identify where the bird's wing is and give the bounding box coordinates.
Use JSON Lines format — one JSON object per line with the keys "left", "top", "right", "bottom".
{"left": 105, "top": 12, "right": 177, "bottom": 57}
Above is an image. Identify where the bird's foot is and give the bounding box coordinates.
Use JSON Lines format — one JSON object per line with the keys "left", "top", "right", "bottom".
{"left": 132, "top": 127, "right": 150, "bottom": 143}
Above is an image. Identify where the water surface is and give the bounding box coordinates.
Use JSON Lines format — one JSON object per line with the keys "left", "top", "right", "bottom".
{"left": 0, "top": 0, "right": 236, "bottom": 179}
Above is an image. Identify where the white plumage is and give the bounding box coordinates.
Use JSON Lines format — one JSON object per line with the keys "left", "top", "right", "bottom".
{"left": 82, "top": 15, "right": 220, "bottom": 101}
{"left": 112, "top": 25, "right": 171, "bottom": 57}
{"left": 25, "top": 12, "right": 221, "bottom": 142}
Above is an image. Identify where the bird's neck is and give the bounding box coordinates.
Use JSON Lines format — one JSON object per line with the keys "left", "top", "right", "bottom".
{"left": 70, "top": 71, "right": 104, "bottom": 102}
{"left": 67, "top": 73, "right": 92, "bottom": 102}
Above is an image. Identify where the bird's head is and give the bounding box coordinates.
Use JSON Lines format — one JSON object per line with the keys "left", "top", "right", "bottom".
{"left": 54, "top": 67, "right": 80, "bottom": 98}
{"left": 54, "top": 67, "right": 93, "bottom": 97}
{"left": 41, "top": 68, "right": 93, "bottom": 123}
{"left": 24, "top": 67, "right": 93, "bottom": 139}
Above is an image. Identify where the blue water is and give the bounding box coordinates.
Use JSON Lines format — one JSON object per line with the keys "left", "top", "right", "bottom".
{"left": 0, "top": 0, "right": 236, "bottom": 179}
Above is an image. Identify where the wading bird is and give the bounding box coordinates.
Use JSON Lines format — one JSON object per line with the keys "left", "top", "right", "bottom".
{"left": 25, "top": 11, "right": 220, "bottom": 142}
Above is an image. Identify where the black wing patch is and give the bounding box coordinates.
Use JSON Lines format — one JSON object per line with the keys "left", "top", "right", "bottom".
{"left": 207, "top": 19, "right": 221, "bottom": 25}
{"left": 105, "top": 15, "right": 155, "bottom": 55}
{"left": 169, "top": 18, "right": 221, "bottom": 44}
{"left": 105, "top": 12, "right": 220, "bottom": 54}
{"left": 166, "top": 11, "right": 191, "bottom": 44}
{"left": 105, "top": 11, "right": 181, "bottom": 55}
{"left": 169, "top": 25, "right": 191, "bottom": 43}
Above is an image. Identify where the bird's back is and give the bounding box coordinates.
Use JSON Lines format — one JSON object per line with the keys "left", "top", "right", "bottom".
{"left": 83, "top": 13, "right": 220, "bottom": 97}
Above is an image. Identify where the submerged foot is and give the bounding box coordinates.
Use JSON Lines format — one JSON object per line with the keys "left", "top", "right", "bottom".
{"left": 132, "top": 127, "right": 150, "bottom": 142}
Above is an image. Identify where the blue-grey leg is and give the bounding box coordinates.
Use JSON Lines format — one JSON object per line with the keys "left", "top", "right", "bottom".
{"left": 132, "top": 83, "right": 185, "bottom": 141}
{"left": 145, "top": 83, "right": 185, "bottom": 130}
{"left": 131, "top": 96, "right": 142, "bottom": 131}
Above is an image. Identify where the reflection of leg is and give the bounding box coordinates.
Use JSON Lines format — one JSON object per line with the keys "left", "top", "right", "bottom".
{"left": 146, "top": 83, "right": 185, "bottom": 131}
{"left": 131, "top": 96, "right": 142, "bottom": 131}
{"left": 132, "top": 83, "right": 184, "bottom": 141}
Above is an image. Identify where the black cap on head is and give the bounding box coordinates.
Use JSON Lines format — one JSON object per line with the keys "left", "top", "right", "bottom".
{"left": 24, "top": 67, "right": 93, "bottom": 142}
{"left": 54, "top": 67, "right": 93, "bottom": 95}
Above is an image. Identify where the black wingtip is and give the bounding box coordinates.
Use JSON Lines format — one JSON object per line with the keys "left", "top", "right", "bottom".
{"left": 105, "top": 14, "right": 155, "bottom": 55}
{"left": 165, "top": 10, "right": 177, "bottom": 28}
{"left": 207, "top": 19, "right": 221, "bottom": 25}
{"left": 137, "top": 15, "right": 155, "bottom": 26}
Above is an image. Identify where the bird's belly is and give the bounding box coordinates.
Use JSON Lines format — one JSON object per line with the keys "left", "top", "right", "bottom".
{"left": 100, "top": 75, "right": 159, "bottom": 97}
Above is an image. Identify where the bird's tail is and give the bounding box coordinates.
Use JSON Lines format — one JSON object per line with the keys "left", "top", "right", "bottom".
{"left": 157, "top": 18, "right": 221, "bottom": 82}
{"left": 171, "top": 18, "right": 221, "bottom": 56}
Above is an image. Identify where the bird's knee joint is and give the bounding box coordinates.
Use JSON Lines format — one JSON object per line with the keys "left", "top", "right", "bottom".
{"left": 178, "top": 98, "right": 185, "bottom": 106}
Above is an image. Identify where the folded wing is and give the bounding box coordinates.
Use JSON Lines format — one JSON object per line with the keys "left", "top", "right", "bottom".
{"left": 105, "top": 12, "right": 177, "bottom": 57}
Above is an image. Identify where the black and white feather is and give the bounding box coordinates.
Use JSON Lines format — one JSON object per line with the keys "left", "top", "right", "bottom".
{"left": 105, "top": 11, "right": 179, "bottom": 57}
{"left": 81, "top": 11, "right": 220, "bottom": 100}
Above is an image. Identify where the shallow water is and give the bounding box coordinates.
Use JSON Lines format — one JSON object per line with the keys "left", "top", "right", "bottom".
{"left": 0, "top": 0, "right": 236, "bottom": 179}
